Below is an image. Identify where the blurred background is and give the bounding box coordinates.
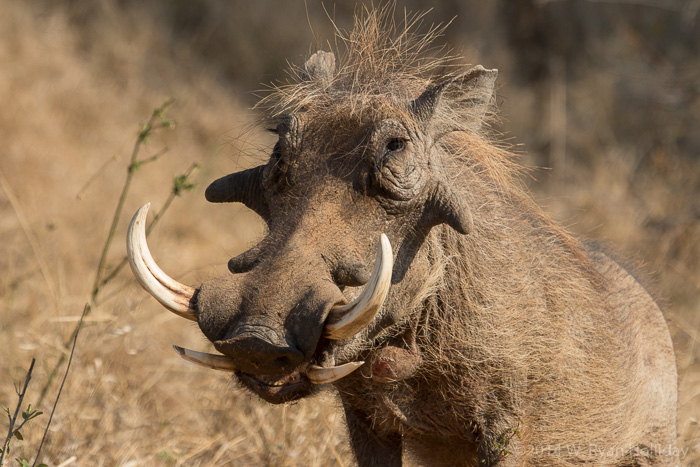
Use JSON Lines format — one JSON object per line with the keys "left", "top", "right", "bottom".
{"left": 1, "top": 0, "right": 698, "bottom": 465}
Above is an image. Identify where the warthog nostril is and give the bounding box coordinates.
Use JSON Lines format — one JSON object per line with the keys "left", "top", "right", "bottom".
{"left": 214, "top": 334, "right": 304, "bottom": 375}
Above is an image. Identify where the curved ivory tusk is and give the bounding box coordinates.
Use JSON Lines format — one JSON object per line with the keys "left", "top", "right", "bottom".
{"left": 307, "top": 361, "right": 364, "bottom": 384}
{"left": 173, "top": 345, "right": 238, "bottom": 371}
{"left": 127, "top": 203, "right": 197, "bottom": 321}
{"left": 323, "top": 234, "right": 393, "bottom": 340}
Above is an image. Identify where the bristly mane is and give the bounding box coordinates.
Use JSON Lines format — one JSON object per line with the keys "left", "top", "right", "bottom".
{"left": 259, "top": 6, "right": 528, "bottom": 200}
{"left": 259, "top": 6, "right": 453, "bottom": 115}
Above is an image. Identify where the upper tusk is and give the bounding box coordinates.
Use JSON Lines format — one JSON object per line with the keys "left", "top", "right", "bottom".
{"left": 173, "top": 345, "right": 238, "bottom": 372}
{"left": 323, "top": 234, "right": 393, "bottom": 340}
{"left": 127, "top": 203, "right": 197, "bottom": 321}
{"left": 307, "top": 361, "right": 364, "bottom": 384}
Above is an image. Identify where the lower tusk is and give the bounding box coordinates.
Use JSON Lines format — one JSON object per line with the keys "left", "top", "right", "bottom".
{"left": 173, "top": 345, "right": 238, "bottom": 372}
{"left": 323, "top": 234, "right": 393, "bottom": 340}
{"left": 127, "top": 203, "right": 197, "bottom": 321}
{"left": 308, "top": 361, "right": 364, "bottom": 384}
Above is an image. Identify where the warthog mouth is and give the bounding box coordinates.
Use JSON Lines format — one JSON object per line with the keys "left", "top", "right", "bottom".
{"left": 173, "top": 345, "right": 364, "bottom": 403}
{"left": 237, "top": 367, "right": 312, "bottom": 403}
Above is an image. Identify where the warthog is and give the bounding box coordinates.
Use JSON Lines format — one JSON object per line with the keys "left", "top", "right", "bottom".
{"left": 127, "top": 11, "right": 679, "bottom": 466}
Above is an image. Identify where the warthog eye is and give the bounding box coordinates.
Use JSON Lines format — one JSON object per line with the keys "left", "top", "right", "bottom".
{"left": 386, "top": 138, "right": 405, "bottom": 152}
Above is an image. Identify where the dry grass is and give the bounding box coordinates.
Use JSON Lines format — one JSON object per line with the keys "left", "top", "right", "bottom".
{"left": 0, "top": 2, "right": 349, "bottom": 465}
{"left": 0, "top": 1, "right": 697, "bottom": 465}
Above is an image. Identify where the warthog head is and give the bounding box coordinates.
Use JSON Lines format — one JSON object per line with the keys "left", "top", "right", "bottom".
{"left": 127, "top": 28, "right": 498, "bottom": 404}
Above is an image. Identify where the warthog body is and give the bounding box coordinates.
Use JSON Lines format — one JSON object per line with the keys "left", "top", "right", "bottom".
{"left": 128, "top": 10, "right": 679, "bottom": 466}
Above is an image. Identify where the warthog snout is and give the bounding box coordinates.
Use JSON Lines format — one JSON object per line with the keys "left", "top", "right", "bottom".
{"left": 196, "top": 263, "right": 345, "bottom": 377}
{"left": 127, "top": 202, "right": 393, "bottom": 402}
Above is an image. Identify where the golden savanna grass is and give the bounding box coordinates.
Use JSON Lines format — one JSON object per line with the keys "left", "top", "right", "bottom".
{"left": 1, "top": 1, "right": 698, "bottom": 465}
{"left": 0, "top": 3, "right": 349, "bottom": 465}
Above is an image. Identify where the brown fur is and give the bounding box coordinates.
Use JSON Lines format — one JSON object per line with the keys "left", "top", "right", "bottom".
{"left": 195, "top": 7, "right": 679, "bottom": 466}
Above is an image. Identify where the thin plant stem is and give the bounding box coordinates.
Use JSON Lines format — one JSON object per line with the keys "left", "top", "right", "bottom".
{"left": 38, "top": 99, "right": 174, "bottom": 406}
{"left": 91, "top": 99, "right": 173, "bottom": 302}
{"left": 33, "top": 305, "right": 88, "bottom": 467}
{"left": 0, "top": 359, "right": 36, "bottom": 467}
{"left": 98, "top": 161, "right": 199, "bottom": 289}
{"left": 37, "top": 314, "right": 85, "bottom": 406}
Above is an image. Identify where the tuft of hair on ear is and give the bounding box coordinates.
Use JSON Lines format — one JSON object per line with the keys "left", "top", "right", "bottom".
{"left": 257, "top": 5, "right": 456, "bottom": 118}
{"left": 411, "top": 65, "right": 498, "bottom": 132}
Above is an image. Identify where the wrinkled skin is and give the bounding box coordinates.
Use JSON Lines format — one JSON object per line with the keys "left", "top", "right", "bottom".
{"left": 131, "top": 43, "right": 679, "bottom": 466}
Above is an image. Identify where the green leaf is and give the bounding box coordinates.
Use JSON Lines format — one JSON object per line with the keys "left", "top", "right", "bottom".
{"left": 21, "top": 405, "right": 42, "bottom": 422}
{"left": 13, "top": 430, "right": 23, "bottom": 441}
{"left": 15, "top": 458, "right": 30, "bottom": 467}
{"left": 138, "top": 122, "right": 152, "bottom": 143}
{"left": 26, "top": 410, "right": 43, "bottom": 421}
{"left": 172, "top": 174, "right": 196, "bottom": 196}
{"left": 129, "top": 161, "right": 143, "bottom": 173}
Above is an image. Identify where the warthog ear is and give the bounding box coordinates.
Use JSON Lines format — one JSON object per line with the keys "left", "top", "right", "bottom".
{"left": 205, "top": 165, "right": 270, "bottom": 220}
{"left": 423, "top": 181, "right": 473, "bottom": 235}
{"left": 411, "top": 65, "right": 498, "bottom": 129}
{"left": 302, "top": 50, "right": 336, "bottom": 84}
